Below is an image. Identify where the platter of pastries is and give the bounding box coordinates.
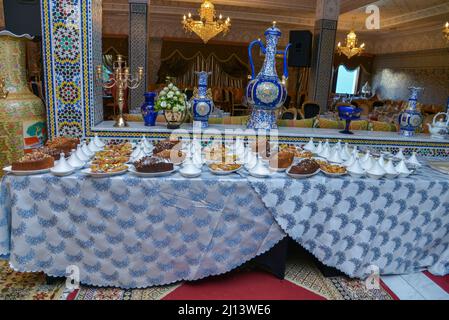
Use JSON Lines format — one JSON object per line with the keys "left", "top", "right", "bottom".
{"left": 208, "top": 163, "right": 242, "bottom": 175}
{"left": 319, "top": 162, "right": 347, "bottom": 176}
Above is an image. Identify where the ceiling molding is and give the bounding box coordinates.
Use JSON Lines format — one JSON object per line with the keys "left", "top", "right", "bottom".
{"left": 381, "top": 2, "right": 449, "bottom": 29}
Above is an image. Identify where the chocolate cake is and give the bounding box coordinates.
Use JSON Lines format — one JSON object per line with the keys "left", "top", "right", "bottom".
{"left": 134, "top": 156, "right": 174, "bottom": 173}
{"left": 289, "top": 159, "right": 320, "bottom": 175}
{"left": 153, "top": 139, "right": 181, "bottom": 155}
{"left": 11, "top": 151, "right": 55, "bottom": 171}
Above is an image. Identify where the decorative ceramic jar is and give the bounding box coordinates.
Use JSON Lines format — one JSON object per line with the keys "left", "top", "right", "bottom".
{"left": 0, "top": 30, "right": 46, "bottom": 174}
{"left": 191, "top": 71, "right": 214, "bottom": 128}
{"left": 246, "top": 23, "right": 290, "bottom": 130}
{"left": 398, "top": 87, "right": 424, "bottom": 137}
{"left": 141, "top": 92, "right": 158, "bottom": 126}
{"left": 155, "top": 82, "right": 187, "bottom": 130}
{"left": 164, "top": 110, "right": 186, "bottom": 129}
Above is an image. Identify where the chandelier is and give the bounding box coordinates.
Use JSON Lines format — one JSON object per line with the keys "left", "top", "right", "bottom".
{"left": 444, "top": 22, "right": 449, "bottom": 41}
{"left": 336, "top": 30, "right": 365, "bottom": 59}
{"left": 182, "top": 0, "right": 231, "bottom": 44}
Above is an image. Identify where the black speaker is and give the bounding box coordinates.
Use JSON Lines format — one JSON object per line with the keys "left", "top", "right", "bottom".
{"left": 288, "top": 30, "right": 312, "bottom": 68}
{"left": 3, "top": 0, "right": 41, "bottom": 38}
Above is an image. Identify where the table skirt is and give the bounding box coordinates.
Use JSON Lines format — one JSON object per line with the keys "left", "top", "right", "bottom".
{"left": 1, "top": 165, "right": 449, "bottom": 287}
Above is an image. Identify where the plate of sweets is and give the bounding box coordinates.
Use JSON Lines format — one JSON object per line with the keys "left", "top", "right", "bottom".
{"left": 207, "top": 162, "right": 242, "bottom": 175}
{"left": 129, "top": 156, "right": 177, "bottom": 177}
{"left": 81, "top": 162, "right": 128, "bottom": 178}
{"left": 4, "top": 151, "right": 55, "bottom": 176}
{"left": 319, "top": 162, "right": 347, "bottom": 177}
{"left": 287, "top": 159, "right": 320, "bottom": 179}
{"left": 104, "top": 142, "right": 133, "bottom": 158}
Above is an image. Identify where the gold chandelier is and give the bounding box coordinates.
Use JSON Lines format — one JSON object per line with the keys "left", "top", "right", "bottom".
{"left": 336, "top": 30, "right": 365, "bottom": 59}
{"left": 182, "top": 0, "right": 231, "bottom": 44}
{"left": 443, "top": 22, "right": 449, "bottom": 41}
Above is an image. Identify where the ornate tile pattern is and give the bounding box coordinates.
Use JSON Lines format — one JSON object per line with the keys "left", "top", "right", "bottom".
{"left": 128, "top": 2, "right": 148, "bottom": 114}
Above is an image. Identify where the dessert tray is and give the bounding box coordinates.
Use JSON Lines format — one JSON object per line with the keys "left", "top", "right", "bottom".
{"left": 3, "top": 166, "right": 52, "bottom": 176}
{"left": 81, "top": 166, "right": 129, "bottom": 178}
{"left": 207, "top": 163, "right": 242, "bottom": 175}
{"left": 286, "top": 168, "right": 320, "bottom": 179}
{"left": 128, "top": 165, "right": 178, "bottom": 177}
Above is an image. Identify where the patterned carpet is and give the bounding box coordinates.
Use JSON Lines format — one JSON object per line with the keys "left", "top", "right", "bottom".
{"left": 0, "top": 250, "right": 396, "bottom": 300}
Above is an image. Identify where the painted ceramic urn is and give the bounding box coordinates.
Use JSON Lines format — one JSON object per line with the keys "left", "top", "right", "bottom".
{"left": 398, "top": 87, "right": 424, "bottom": 137}
{"left": 246, "top": 23, "right": 291, "bottom": 130}
{"left": 191, "top": 71, "right": 214, "bottom": 128}
{"left": 0, "top": 30, "right": 46, "bottom": 174}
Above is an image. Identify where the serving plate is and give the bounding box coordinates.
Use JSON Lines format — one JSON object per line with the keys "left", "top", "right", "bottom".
{"left": 428, "top": 161, "right": 449, "bottom": 175}
{"left": 207, "top": 165, "right": 242, "bottom": 175}
{"left": 81, "top": 166, "right": 128, "bottom": 178}
{"left": 3, "top": 166, "right": 52, "bottom": 176}
{"left": 128, "top": 165, "right": 177, "bottom": 177}
{"left": 321, "top": 170, "right": 347, "bottom": 177}
{"left": 286, "top": 169, "right": 320, "bottom": 179}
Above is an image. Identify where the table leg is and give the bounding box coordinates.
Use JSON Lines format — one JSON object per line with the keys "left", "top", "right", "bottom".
{"left": 254, "top": 237, "right": 289, "bottom": 280}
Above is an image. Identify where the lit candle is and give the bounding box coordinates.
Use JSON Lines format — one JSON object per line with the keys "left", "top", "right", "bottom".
{"left": 446, "top": 22, "right": 449, "bottom": 29}
{"left": 361, "top": 43, "right": 365, "bottom": 48}
{"left": 337, "top": 42, "right": 341, "bottom": 47}
{"left": 188, "top": 12, "right": 191, "bottom": 18}
{"left": 183, "top": 15, "right": 186, "bottom": 20}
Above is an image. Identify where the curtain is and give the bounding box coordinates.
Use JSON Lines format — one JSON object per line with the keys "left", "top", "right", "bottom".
{"left": 157, "top": 39, "right": 250, "bottom": 88}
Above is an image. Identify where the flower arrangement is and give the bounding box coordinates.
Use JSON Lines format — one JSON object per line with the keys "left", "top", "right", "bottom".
{"left": 155, "top": 82, "right": 188, "bottom": 113}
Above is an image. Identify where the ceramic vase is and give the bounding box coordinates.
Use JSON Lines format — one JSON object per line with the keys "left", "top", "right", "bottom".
{"left": 399, "top": 87, "right": 424, "bottom": 137}
{"left": 246, "top": 24, "right": 290, "bottom": 130}
{"left": 164, "top": 110, "right": 185, "bottom": 130}
{"left": 141, "top": 92, "right": 158, "bottom": 126}
{"left": 0, "top": 31, "right": 46, "bottom": 175}
{"left": 191, "top": 71, "right": 214, "bottom": 128}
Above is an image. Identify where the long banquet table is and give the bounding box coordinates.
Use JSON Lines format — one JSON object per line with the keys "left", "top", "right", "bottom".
{"left": 1, "top": 165, "right": 449, "bottom": 288}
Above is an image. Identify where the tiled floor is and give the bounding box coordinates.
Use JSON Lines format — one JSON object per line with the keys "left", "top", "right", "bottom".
{"left": 382, "top": 273, "right": 449, "bottom": 300}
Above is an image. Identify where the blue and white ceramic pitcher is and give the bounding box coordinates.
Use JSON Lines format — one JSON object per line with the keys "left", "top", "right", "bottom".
{"left": 246, "top": 22, "right": 291, "bottom": 130}
{"left": 399, "top": 87, "right": 424, "bottom": 137}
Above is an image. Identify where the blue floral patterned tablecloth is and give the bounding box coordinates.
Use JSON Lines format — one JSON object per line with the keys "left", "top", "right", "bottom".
{"left": 1, "top": 165, "right": 449, "bottom": 286}
{"left": 0, "top": 172, "right": 285, "bottom": 288}
{"left": 245, "top": 166, "right": 449, "bottom": 278}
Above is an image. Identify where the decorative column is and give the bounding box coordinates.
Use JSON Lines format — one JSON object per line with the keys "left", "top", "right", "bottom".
{"left": 308, "top": 0, "right": 340, "bottom": 112}
{"left": 128, "top": 0, "right": 148, "bottom": 113}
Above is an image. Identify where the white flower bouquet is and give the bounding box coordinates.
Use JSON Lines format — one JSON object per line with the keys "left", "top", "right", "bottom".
{"left": 155, "top": 82, "right": 188, "bottom": 113}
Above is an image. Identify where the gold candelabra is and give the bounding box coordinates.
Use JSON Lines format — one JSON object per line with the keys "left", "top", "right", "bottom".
{"left": 96, "top": 55, "right": 144, "bottom": 128}
{"left": 0, "top": 77, "right": 8, "bottom": 99}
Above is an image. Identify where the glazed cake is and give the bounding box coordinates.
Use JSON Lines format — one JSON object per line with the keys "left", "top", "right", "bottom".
{"left": 11, "top": 151, "right": 55, "bottom": 171}
{"left": 134, "top": 156, "right": 174, "bottom": 173}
